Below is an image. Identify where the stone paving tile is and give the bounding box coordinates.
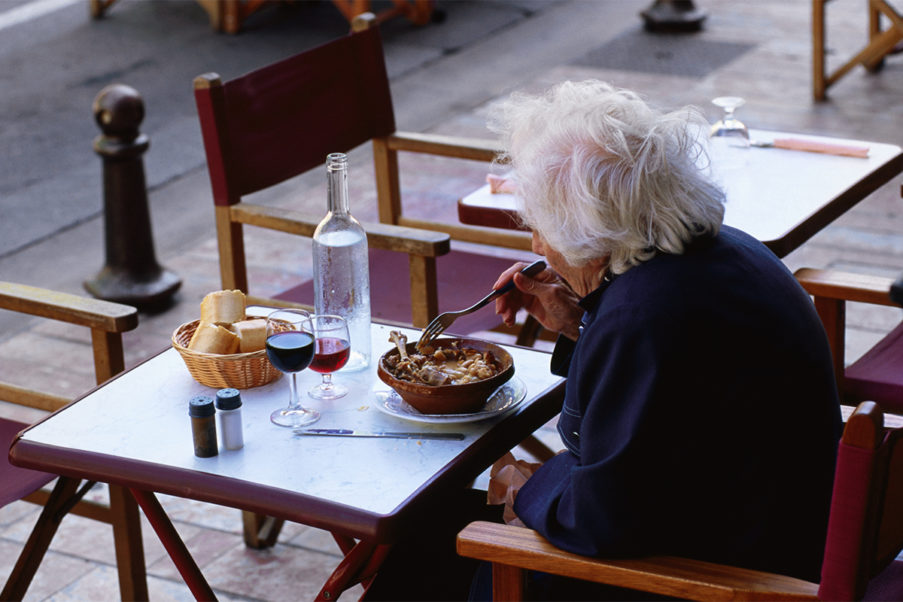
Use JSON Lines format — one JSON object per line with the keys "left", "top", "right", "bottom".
{"left": 0, "top": 540, "right": 99, "bottom": 602}
{"left": 197, "top": 540, "right": 364, "bottom": 601}
{"left": 2, "top": 505, "right": 179, "bottom": 571}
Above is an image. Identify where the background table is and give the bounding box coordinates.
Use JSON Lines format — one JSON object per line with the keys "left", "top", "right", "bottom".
{"left": 10, "top": 323, "right": 565, "bottom": 600}
{"left": 458, "top": 129, "right": 903, "bottom": 258}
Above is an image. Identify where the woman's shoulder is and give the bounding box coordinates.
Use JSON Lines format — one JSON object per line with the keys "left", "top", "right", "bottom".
{"left": 596, "top": 226, "right": 791, "bottom": 318}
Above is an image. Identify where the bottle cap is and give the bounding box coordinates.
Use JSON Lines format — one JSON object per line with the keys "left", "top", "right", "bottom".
{"left": 215, "top": 388, "right": 242, "bottom": 411}
{"left": 188, "top": 395, "right": 215, "bottom": 418}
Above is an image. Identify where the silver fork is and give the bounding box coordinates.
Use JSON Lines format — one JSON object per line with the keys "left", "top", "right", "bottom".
{"left": 417, "top": 260, "right": 547, "bottom": 348}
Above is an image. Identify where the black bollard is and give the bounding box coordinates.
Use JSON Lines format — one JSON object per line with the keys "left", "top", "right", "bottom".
{"left": 84, "top": 84, "right": 181, "bottom": 309}
{"left": 640, "top": 0, "right": 707, "bottom": 33}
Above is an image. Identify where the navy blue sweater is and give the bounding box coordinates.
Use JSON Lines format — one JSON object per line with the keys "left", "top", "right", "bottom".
{"left": 513, "top": 226, "right": 842, "bottom": 582}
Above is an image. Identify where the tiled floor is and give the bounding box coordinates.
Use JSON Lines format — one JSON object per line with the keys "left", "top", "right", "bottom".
{"left": 3, "top": 0, "right": 903, "bottom": 599}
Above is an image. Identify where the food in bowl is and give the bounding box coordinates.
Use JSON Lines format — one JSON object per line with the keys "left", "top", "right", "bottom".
{"left": 377, "top": 331, "right": 514, "bottom": 415}
{"left": 383, "top": 331, "right": 505, "bottom": 385}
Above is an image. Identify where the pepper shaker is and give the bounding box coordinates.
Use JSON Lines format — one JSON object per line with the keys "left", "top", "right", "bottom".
{"left": 215, "top": 388, "right": 244, "bottom": 450}
{"left": 189, "top": 395, "right": 218, "bottom": 457}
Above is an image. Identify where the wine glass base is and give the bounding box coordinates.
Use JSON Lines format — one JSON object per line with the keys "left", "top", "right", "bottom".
{"left": 308, "top": 383, "right": 348, "bottom": 400}
{"left": 270, "top": 407, "right": 320, "bottom": 427}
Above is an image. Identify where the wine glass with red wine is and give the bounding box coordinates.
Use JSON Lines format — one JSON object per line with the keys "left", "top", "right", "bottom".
{"left": 308, "top": 314, "right": 351, "bottom": 400}
{"left": 265, "top": 309, "right": 319, "bottom": 427}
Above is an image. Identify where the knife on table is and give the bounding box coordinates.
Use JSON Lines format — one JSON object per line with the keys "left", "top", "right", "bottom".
{"left": 294, "top": 428, "right": 466, "bottom": 440}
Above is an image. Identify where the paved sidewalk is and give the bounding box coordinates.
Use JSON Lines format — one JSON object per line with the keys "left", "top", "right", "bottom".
{"left": 2, "top": 0, "right": 903, "bottom": 599}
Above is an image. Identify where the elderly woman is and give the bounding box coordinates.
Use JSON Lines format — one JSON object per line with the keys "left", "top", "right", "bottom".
{"left": 488, "top": 80, "right": 842, "bottom": 593}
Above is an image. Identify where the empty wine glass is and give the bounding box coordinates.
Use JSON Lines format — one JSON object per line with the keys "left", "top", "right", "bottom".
{"left": 308, "top": 314, "right": 351, "bottom": 400}
{"left": 265, "top": 309, "right": 320, "bottom": 427}
{"left": 709, "top": 96, "right": 750, "bottom": 145}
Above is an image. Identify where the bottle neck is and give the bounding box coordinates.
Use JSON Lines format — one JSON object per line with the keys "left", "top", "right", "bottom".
{"left": 326, "top": 153, "right": 350, "bottom": 216}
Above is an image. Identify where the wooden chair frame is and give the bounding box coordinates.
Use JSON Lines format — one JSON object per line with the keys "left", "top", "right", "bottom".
{"left": 794, "top": 267, "right": 897, "bottom": 402}
{"left": 372, "top": 131, "right": 532, "bottom": 252}
{"left": 0, "top": 282, "right": 146, "bottom": 601}
{"left": 813, "top": 0, "right": 903, "bottom": 100}
{"left": 204, "top": 192, "right": 450, "bottom": 328}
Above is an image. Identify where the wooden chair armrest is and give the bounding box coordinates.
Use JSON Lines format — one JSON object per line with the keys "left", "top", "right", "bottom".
{"left": 230, "top": 203, "right": 451, "bottom": 257}
{"left": 456, "top": 522, "right": 818, "bottom": 601}
{"left": 794, "top": 268, "right": 896, "bottom": 306}
{"left": 387, "top": 131, "right": 503, "bottom": 163}
{"left": 0, "top": 282, "right": 138, "bottom": 333}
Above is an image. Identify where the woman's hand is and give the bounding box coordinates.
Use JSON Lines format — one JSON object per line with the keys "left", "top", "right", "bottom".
{"left": 493, "top": 262, "right": 584, "bottom": 341}
{"left": 488, "top": 452, "right": 541, "bottom": 526}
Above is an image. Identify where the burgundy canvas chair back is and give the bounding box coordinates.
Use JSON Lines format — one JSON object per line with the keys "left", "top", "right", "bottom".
{"left": 194, "top": 24, "right": 394, "bottom": 205}
{"left": 819, "top": 400, "right": 903, "bottom": 600}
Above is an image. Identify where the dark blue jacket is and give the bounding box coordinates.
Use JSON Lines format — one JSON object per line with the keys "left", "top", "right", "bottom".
{"left": 514, "top": 226, "right": 842, "bottom": 582}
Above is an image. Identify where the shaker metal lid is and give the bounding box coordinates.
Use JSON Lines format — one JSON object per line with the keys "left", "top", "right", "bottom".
{"left": 188, "top": 395, "right": 215, "bottom": 417}
{"left": 215, "top": 388, "right": 242, "bottom": 410}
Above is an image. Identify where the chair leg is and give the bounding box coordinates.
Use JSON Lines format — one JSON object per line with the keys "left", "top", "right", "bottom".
{"left": 813, "top": 0, "right": 827, "bottom": 100}
{"left": 492, "top": 563, "right": 527, "bottom": 601}
{"left": 108, "top": 485, "right": 149, "bottom": 601}
{"left": 1, "top": 477, "right": 80, "bottom": 601}
{"left": 241, "top": 510, "right": 284, "bottom": 549}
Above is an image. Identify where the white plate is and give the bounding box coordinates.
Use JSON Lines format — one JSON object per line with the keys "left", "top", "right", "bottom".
{"left": 373, "top": 378, "right": 527, "bottom": 424}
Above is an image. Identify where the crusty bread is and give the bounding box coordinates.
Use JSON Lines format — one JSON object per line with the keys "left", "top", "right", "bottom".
{"left": 200, "top": 290, "right": 246, "bottom": 325}
{"left": 231, "top": 318, "right": 266, "bottom": 353}
{"left": 188, "top": 321, "right": 240, "bottom": 354}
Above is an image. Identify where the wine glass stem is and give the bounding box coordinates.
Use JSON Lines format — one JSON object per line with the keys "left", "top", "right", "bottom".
{"left": 321, "top": 373, "right": 333, "bottom": 390}
{"left": 288, "top": 372, "right": 300, "bottom": 410}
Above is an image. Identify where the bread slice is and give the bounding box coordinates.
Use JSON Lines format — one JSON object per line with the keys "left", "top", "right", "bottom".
{"left": 231, "top": 319, "right": 267, "bottom": 353}
{"left": 188, "top": 321, "right": 240, "bottom": 354}
{"left": 200, "top": 290, "right": 246, "bottom": 325}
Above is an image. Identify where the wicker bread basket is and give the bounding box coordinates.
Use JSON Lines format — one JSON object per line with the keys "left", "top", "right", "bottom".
{"left": 172, "top": 320, "right": 281, "bottom": 389}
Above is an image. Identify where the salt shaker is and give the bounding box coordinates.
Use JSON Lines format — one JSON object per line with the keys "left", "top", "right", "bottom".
{"left": 215, "top": 388, "right": 244, "bottom": 450}
{"left": 189, "top": 395, "right": 218, "bottom": 457}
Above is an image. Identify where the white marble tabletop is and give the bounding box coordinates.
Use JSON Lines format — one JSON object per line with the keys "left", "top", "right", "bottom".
{"left": 14, "top": 323, "right": 564, "bottom": 531}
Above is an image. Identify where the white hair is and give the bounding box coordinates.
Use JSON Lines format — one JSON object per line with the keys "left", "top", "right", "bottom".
{"left": 488, "top": 80, "right": 725, "bottom": 275}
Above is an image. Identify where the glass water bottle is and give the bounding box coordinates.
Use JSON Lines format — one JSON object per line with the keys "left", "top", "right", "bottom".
{"left": 312, "top": 153, "right": 371, "bottom": 371}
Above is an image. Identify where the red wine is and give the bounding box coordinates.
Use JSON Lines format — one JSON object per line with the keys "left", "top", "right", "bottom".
{"left": 266, "top": 331, "right": 315, "bottom": 373}
{"left": 309, "top": 337, "right": 350, "bottom": 374}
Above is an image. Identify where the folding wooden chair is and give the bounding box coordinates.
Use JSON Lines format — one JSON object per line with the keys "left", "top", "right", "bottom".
{"left": 458, "top": 400, "right": 903, "bottom": 601}
{"left": 193, "top": 12, "right": 539, "bottom": 340}
{"left": 0, "top": 282, "right": 146, "bottom": 601}
{"left": 813, "top": 0, "right": 903, "bottom": 100}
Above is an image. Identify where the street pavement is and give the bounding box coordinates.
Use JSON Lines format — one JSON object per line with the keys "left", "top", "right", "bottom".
{"left": 1, "top": 0, "right": 903, "bottom": 599}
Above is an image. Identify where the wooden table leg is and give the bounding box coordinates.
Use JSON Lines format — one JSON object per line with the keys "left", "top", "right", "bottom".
{"left": 129, "top": 488, "right": 217, "bottom": 601}
{"left": 316, "top": 538, "right": 392, "bottom": 601}
{"left": 108, "top": 484, "right": 149, "bottom": 601}
{"left": 241, "top": 510, "right": 284, "bottom": 549}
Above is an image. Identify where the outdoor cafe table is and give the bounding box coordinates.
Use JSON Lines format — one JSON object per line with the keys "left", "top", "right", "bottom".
{"left": 458, "top": 129, "right": 903, "bottom": 258}
{"left": 9, "top": 322, "right": 565, "bottom": 600}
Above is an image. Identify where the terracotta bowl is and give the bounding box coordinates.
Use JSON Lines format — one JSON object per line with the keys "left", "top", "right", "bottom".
{"left": 377, "top": 338, "right": 515, "bottom": 415}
